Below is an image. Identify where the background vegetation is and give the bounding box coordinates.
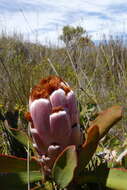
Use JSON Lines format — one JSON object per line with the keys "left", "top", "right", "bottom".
{"left": 0, "top": 26, "right": 127, "bottom": 152}
{"left": 0, "top": 26, "right": 127, "bottom": 189}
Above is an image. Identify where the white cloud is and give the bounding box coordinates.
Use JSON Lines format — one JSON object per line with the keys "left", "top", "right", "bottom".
{"left": 0, "top": 0, "right": 127, "bottom": 44}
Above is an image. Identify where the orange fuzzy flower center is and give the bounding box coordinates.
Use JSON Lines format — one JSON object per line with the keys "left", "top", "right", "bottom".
{"left": 52, "top": 106, "right": 64, "bottom": 113}
{"left": 30, "top": 76, "right": 71, "bottom": 101}
{"left": 25, "top": 112, "right": 32, "bottom": 122}
{"left": 25, "top": 76, "right": 71, "bottom": 122}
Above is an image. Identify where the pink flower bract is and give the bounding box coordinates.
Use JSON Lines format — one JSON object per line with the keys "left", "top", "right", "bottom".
{"left": 27, "top": 76, "right": 83, "bottom": 170}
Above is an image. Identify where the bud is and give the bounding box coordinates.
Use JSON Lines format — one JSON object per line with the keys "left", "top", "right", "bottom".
{"left": 26, "top": 76, "right": 83, "bottom": 170}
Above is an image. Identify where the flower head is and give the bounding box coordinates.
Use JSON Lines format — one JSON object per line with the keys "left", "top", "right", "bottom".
{"left": 26, "top": 76, "right": 83, "bottom": 170}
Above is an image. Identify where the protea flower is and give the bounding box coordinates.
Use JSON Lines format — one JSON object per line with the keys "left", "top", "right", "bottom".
{"left": 26, "top": 76, "right": 83, "bottom": 171}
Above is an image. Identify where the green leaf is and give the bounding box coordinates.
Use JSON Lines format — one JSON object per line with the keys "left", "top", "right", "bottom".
{"left": 90, "top": 106, "right": 122, "bottom": 139}
{"left": 77, "top": 106, "right": 123, "bottom": 175}
{"left": 77, "top": 167, "right": 127, "bottom": 190}
{"left": 106, "top": 168, "right": 127, "bottom": 190}
{"left": 0, "top": 154, "right": 41, "bottom": 173}
{"left": 52, "top": 145, "right": 77, "bottom": 189}
{"left": 77, "top": 125, "right": 99, "bottom": 174}
{"left": 42, "top": 181, "right": 53, "bottom": 190}
{"left": 9, "top": 127, "right": 35, "bottom": 152}
{"left": 0, "top": 171, "right": 42, "bottom": 190}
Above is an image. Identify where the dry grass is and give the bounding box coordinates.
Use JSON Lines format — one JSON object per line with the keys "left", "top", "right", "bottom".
{"left": 0, "top": 33, "right": 127, "bottom": 139}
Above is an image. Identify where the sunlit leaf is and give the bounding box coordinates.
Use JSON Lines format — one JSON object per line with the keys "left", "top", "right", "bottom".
{"left": 77, "top": 106, "right": 122, "bottom": 174}
{"left": 90, "top": 105, "right": 122, "bottom": 139}
{"left": 52, "top": 145, "right": 77, "bottom": 188}
{"left": 77, "top": 125, "right": 99, "bottom": 173}
{"left": 41, "top": 181, "right": 53, "bottom": 190}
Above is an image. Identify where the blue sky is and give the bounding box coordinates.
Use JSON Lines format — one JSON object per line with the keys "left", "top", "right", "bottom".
{"left": 0, "top": 0, "right": 127, "bottom": 45}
